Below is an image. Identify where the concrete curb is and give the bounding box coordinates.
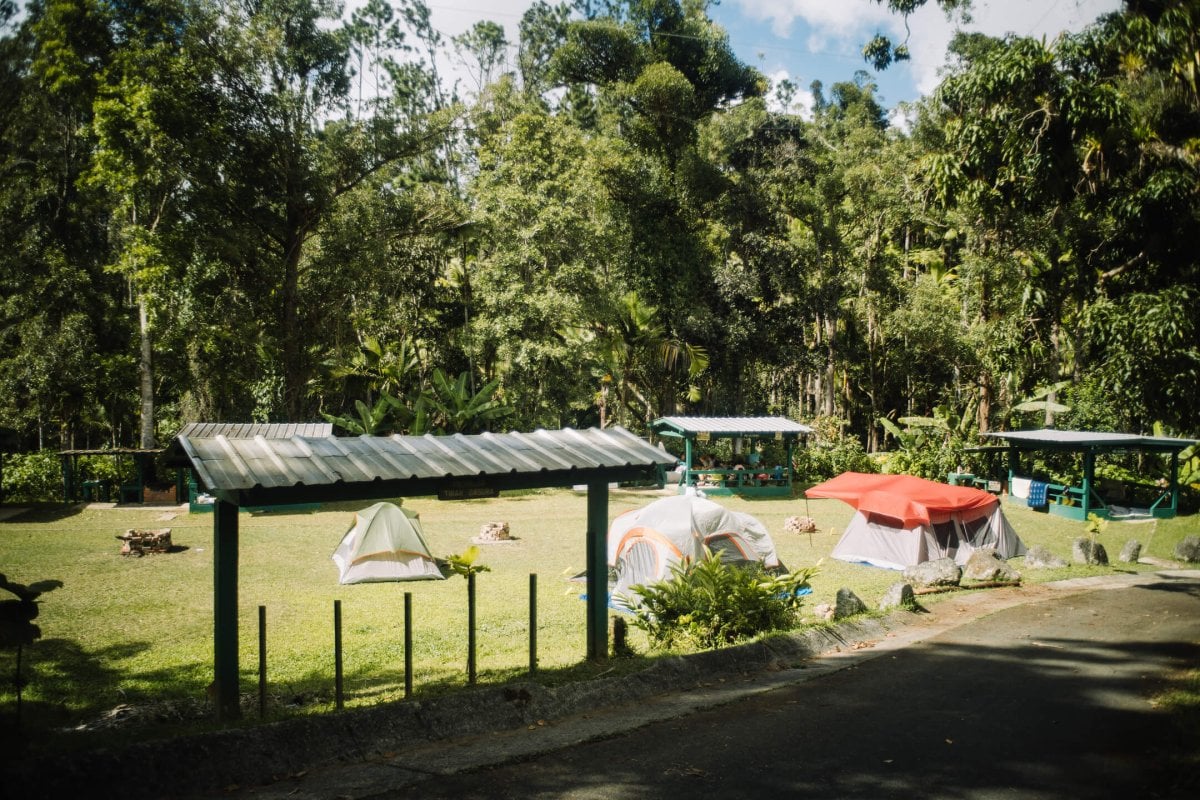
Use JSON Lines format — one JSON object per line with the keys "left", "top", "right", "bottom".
{"left": 6, "top": 570, "right": 1196, "bottom": 800}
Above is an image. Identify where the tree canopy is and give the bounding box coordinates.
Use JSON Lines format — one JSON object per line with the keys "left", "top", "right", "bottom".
{"left": 0, "top": 0, "right": 1195, "bottom": 468}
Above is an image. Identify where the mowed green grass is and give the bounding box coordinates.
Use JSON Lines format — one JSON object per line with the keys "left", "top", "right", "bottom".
{"left": 1, "top": 489, "right": 1197, "bottom": 742}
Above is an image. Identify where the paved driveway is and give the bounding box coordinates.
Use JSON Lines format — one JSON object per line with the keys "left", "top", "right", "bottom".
{"left": 219, "top": 571, "right": 1200, "bottom": 800}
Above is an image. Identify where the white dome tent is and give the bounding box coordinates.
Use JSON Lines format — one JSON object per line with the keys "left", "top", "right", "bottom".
{"left": 332, "top": 502, "right": 445, "bottom": 584}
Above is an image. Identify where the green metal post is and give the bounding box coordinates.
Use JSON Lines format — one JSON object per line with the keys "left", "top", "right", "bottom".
{"left": 404, "top": 592, "right": 413, "bottom": 698}
{"left": 586, "top": 480, "right": 609, "bottom": 661}
{"left": 213, "top": 499, "right": 241, "bottom": 721}
{"left": 334, "top": 600, "right": 344, "bottom": 708}
{"left": 529, "top": 573, "right": 538, "bottom": 675}
{"left": 467, "top": 572, "right": 477, "bottom": 685}
{"left": 1082, "top": 451, "right": 1095, "bottom": 517}
{"left": 684, "top": 438, "right": 693, "bottom": 488}
{"left": 258, "top": 605, "right": 267, "bottom": 719}
{"left": 1169, "top": 451, "right": 1180, "bottom": 515}
{"left": 786, "top": 438, "right": 794, "bottom": 491}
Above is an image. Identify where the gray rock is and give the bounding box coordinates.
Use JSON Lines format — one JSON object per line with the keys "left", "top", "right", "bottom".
{"left": 1175, "top": 535, "right": 1200, "bottom": 563}
{"left": 962, "top": 548, "right": 1021, "bottom": 582}
{"left": 902, "top": 557, "right": 962, "bottom": 588}
{"left": 1118, "top": 540, "right": 1142, "bottom": 564}
{"left": 878, "top": 582, "right": 915, "bottom": 611}
{"left": 1024, "top": 545, "right": 1068, "bottom": 569}
{"left": 1072, "top": 537, "right": 1109, "bottom": 566}
{"left": 833, "top": 588, "right": 867, "bottom": 619}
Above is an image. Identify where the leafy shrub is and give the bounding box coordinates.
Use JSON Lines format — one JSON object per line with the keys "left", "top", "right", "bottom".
{"left": 2, "top": 451, "right": 61, "bottom": 503}
{"left": 626, "top": 549, "right": 818, "bottom": 650}
{"left": 792, "top": 416, "right": 876, "bottom": 482}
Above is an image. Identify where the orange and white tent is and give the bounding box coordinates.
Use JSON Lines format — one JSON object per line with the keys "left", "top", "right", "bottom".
{"left": 807, "top": 472, "right": 1025, "bottom": 570}
{"left": 607, "top": 495, "right": 779, "bottom": 607}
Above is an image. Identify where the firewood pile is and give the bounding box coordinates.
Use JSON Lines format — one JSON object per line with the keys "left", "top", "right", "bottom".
{"left": 118, "top": 528, "right": 172, "bottom": 556}
{"left": 784, "top": 515, "right": 818, "bottom": 535}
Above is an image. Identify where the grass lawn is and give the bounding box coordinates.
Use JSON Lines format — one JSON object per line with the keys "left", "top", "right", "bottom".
{"left": 1, "top": 488, "right": 1197, "bottom": 749}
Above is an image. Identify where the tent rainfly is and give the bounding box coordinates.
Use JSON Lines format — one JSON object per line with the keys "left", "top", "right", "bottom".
{"left": 607, "top": 494, "right": 779, "bottom": 607}
{"left": 332, "top": 502, "right": 444, "bottom": 584}
{"left": 807, "top": 472, "right": 1025, "bottom": 570}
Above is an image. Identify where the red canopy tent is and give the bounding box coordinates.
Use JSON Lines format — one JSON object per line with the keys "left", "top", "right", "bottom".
{"left": 806, "top": 472, "right": 998, "bottom": 526}
{"left": 806, "top": 472, "right": 1024, "bottom": 570}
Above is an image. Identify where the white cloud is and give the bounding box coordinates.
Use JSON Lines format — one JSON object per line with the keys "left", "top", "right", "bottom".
{"left": 732, "top": 0, "right": 1122, "bottom": 97}
{"left": 344, "top": 1, "right": 533, "bottom": 98}
{"left": 901, "top": 0, "right": 1122, "bottom": 95}
{"left": 735, "top": 0, "right": 901, "bottom": 40}
{"left": 766, "top": 69, "right": 815, "bottom": 119}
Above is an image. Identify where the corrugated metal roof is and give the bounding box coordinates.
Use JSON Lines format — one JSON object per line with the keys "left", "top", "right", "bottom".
{"left": 164, "top": 423, "right": 334, "bottom": 467}
{"left": 984, "top": 429, "right": 1198, "bottom": 450}
{"left": 176, "top": 426, "right": 676, "bottom": 499}
{"left": 177, "top": 422, "right": 333, "bottom": 439}
{"left": 652, "top": 416, "right": 814, "bottom": 436}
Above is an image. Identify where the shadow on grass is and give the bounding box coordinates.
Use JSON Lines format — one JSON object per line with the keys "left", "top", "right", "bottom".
{"left": 0, "top": 503, "right": 88, "bottom": 523}
{"left": 0, "top": 635, "right": 214, "bottom": 756}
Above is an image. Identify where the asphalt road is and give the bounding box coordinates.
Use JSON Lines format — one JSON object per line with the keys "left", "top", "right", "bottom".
{"left": 378, "top": 574, "right": 1200, "bottom": 800}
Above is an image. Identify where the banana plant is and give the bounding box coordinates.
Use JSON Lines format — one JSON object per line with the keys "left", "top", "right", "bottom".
{"left": 423, "top": 369, "right": 514, "bottom": 434}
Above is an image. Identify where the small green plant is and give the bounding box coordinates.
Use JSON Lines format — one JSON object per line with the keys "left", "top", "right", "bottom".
{"left": 442, "top": 546, "right": 491, "bottom": 579}
{"left": 626, "top": 549, "right": 819, "bottom": 650}
{"left": 1085, "top": 512, "right": 1108, "bottom": 546}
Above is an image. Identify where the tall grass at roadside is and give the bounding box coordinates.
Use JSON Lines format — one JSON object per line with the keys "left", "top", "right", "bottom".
{"left": 1, "top": 489, "right": 1197, "bottom": 748}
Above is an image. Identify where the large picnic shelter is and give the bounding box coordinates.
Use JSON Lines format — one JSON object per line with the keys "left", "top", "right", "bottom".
{"left": 167, "top": 424, "right": 676, "bottom": 720}
{"left": 983, "top": 428, "right": 1198, "bottom": 521}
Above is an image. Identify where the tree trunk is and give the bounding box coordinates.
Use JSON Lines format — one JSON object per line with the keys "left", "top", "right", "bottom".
{"left": 138, "top": 297, "right": 155, "bottom": 448}
{"left": 977, "top": 371, "right": 992, "bottom": 434}
{"left": 281, "top": 222, "right": 305, "bottom": 420}
{"left": 823, "top": 316, "right": 837, "bottom": 416}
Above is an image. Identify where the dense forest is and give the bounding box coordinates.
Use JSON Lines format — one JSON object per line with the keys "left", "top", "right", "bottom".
{"left": 1, "top": 0, "right": 1197, "bottom": 474}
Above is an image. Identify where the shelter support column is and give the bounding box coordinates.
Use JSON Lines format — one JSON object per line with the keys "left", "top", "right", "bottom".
{"left": 585, "top": 480, "right": 609, "bottom": 661}
{"left": 684, "top": 438, "right": 693, "bottom": 487}
{"left": 214, "top": 499, "right": 241, "bottom": 720}
{"left": 1082, "top": 451, "right": 1095, "bottom": 517}
{"left": 1170, "top": 451, "right": 1180, "bottom": 514}
{"left": 786, "top": 439, "right": 794, "bottom": 490}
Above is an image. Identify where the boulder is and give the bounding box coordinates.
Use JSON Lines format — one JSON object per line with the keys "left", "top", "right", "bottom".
{"left": 878, "top": 582, "right": 915, "bottom": 611}
{"left": 1024, "top": 545, "right": 1067, "bottom": 569}
{"left": 1118, "top": 540, "right": 1142, "bottom": 564}
{"left": 833, "top": 588, "right": 867, "bottom": 619}
{"left": 962, "top": 548, "right": 1021, "bottom": 582}
{"left": 902, "top": 557, "right": 962, "bottom": 588}
{"left": 811, "top": 602, "right": 835, "bottom": 622}
{"left": 1175, "top": 535, "right": 1200, "bottom": 563}
{"left": 1072, "top": 537, "right": 1109, "bottom": 566}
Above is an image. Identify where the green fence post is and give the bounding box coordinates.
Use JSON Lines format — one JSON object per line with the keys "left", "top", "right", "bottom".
{"left": 467, "top": 572, "right": 477, "bottom": 685}
{"left": 529, "top": 573, "right": 538, "bottom": 675}
{"left": 258, "top": 605, "right": 267, "bottom": 719}
{"left": 334, "top": 599, "right": 344, "bottom": 709}
{"left": 404, "top": 591, "right": 413, "bottom": 699}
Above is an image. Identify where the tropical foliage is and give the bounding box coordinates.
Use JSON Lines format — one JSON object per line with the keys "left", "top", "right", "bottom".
{"left": 0, "top": 1, "right": 1195, "bottom": 470}
{"left": 627, "top": 548, "right": 819, "bottom": 650}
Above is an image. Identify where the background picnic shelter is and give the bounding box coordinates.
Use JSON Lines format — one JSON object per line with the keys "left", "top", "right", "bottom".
{"left": 983, "top": 428, "right": 1198, "bottom": 521}
{"left": 650, "top": 416, "right": 814, "bottom": 497}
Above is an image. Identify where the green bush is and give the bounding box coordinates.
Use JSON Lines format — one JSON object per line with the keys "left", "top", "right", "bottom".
{"left": 626, "top": 549, "right": 819, "bottom": 650}
{"left": 2, "top": 451, "right": 61, "bottom": 503}
{"left": 792, "top": 416, "right": 876, "bottom": 482}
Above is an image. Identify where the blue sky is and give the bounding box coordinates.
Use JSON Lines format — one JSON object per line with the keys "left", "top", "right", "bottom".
{"left": 420, "top": 0, "right": 1123, "bottom": 114}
